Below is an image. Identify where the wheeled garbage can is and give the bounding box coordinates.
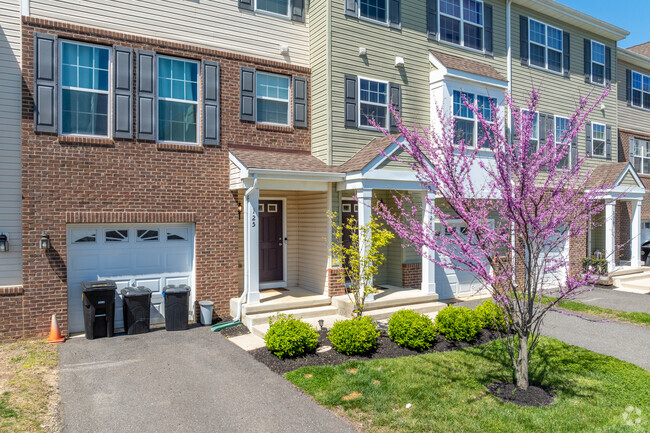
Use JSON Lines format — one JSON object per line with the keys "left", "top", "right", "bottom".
{"left": 81, "top": 280, "right": 117, "bottom": 339}
{"left": 121, "top": 286, "right": 152, "bottom": 335}
{"left": 162, "top": 285, "right": 190, "bottom": 331}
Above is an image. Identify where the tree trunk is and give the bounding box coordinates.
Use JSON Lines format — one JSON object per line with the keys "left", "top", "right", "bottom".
{"left": 515, "top": 333, "right": 529, "bottom": 390}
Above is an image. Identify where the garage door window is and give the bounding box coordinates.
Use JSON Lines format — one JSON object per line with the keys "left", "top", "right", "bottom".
{"left": 105, "top": 229, "right": 129, "bottom": 242}
{"left": 166, "top": 228, "right": 188, "bottom": 241}
{"left": 71, "top": 229, "right": 97, "bottom": 243}
{"left": 137, "top": 229, "right": 159, "bottom": 242}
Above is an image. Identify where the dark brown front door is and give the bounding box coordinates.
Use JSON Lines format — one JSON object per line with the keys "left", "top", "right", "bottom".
{"left": 259, "top": 200, "right": 283, "bottom": 282}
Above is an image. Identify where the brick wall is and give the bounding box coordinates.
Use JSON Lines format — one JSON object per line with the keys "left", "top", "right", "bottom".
{"left": 326, "top": 268, "right": 346, "bottom": 297}
{"left": 0, "top": 287, "right": 24, "bottom": 341}
{"left": 616, "top": 202, "right": 632, "bottom": 262}
{"left": 16, "top": 18, "right": 311, "bottom": 339}
{"left": 401, "top": 263, "right": 422, "bottom": 289}
{"left": 618, "top": 129, "right": 650, "bottom": 220}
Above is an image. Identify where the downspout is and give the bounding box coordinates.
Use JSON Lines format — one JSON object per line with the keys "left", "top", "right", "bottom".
{"left": 235, "top": 174, "right": 258, "bottom": 322}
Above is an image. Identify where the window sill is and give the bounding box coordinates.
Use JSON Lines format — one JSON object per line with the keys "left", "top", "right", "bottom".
{"left": 256, "top": 123, "right": 294, "bottom": 133}
{"left": 58, "top": 136, "right": 115, "bottom": 147}
{"left": 157, "top": 142, "right": 205, "bottom": 153}
{"left": 526, "top": 63, "right": 566, "bottom": 78}
{"left": 431, "top": 37, "right": 488, "bottom": 57}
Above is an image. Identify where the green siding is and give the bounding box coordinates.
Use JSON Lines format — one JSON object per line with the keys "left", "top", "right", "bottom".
{"left": 310, "top": 0, "right": 331, "bottom": 163}
{"left": 617, "top": 59, "right": 650, "bottom": 136}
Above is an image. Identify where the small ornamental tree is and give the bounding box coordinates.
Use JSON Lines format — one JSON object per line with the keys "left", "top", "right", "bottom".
{"left": 372, "top": 88, "right": 612, "bottom": 390}
{"left": 329, "top": 212, "right": 394, "bottom": 318}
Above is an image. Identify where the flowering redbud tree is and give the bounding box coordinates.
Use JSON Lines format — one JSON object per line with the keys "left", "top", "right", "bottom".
{"left": 373, "top": 88, "right": 611, "bottom": 390}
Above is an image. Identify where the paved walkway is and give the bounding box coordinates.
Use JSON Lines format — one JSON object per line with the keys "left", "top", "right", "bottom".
{"left": 568, "top": 286, "right": 650, "bottom": 314}
{"left": 59, "top": 326, "right": 355, "bottom": 433}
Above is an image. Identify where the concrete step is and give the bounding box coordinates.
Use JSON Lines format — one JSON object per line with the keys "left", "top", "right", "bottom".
{"left": 230, "top": 294, "right": 331, "bottom": 317}
{"left": 332, "top": 291, "right": 439, "bottom": 317}
{"left": 243, "top": 305, "right": 339, "bottom": 328}
{"left": 613, "top": 272, "right": 650, "bottom": 286}
{"left": 614, "top": 282, "right": 650, "bottom": 293}
{"left": 365, "top": 301, "right": 447, "bottom": 320}
{"left": 610, "top": 267, "right": 650, "bottom": 278}
{"left": 251, "top": 314, "right": 348, "bottom": 338}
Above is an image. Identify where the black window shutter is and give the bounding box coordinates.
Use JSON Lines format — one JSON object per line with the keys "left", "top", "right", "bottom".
{"left": 389, "top": 82, "right": 401, "bottom": 132}
{"left": 113, "top": 46, "right": 133, "bottom": 139}
{"left": 626, "top": 69, "right": 632, "bottom": 105}
{"left": 293, "top": 76, "right": 308, "bottom": 128}
{"left": 345, "top": 0, "right": 357, "bottom": 17}
{"left": 34, "top": 32, "right": 57, "bottom": 133}
{"left": 585, "top": 121, "right": 592, "bottom": 156}
{"left": 240, "top": 67, "right": 256, "bottom": 122}
{"left": 484, "top": 4, "right": 493, "bottom": 55}
{"left": 605, "top": 125, "right": 612, "bottom": 160}
{"left": 584, "top": 39, "right": 591, "bottom": 83}
{"left": 344, "top": 75, "right": 357, "bottom": 128}
{"left": 520, "top": 16, "right": 529, "bottom": 66}
{"left": 605, "top": 46, "right": 611, "bottom": 84}
{"left": 136, "top": 50, "right": 156, "bottom": 140}
{"left": 539, "top": 113, "right": 547, "bottom": 145}
{"left": 427, "top": 0, "right": 438, "bottom": 39}
{"left": 562, "top": 32, "right": 570, "bottom": 77}
{"left": 291, "top": 0, "right": 305, "bottom": 22}
{"left": 389, "top": 0, "right": 401, "bottom": 29}
{"left": 571, "top": 136, "right": 578, "bottom": 168}
{"left": 239, "top": 0, "right": 253, "bottom": 11}
{"left": 203, "top": 61, "right": 220, "bottom": 146}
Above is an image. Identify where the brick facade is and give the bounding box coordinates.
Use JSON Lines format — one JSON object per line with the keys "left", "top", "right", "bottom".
{"left": 13, "top": 18, "right": 310, "bottom": 340}
{"left": 326, "top": 268, "right": 346, "bottom": 297}
{"left": 401, "top": 263, "right": 422, "bottom": 289}
{"left": 619, "top": 129, "right": 650, "bottom": 221}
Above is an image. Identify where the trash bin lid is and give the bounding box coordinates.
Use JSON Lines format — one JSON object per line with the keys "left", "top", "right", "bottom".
{"left": 199, "top": 300, "right": 214, "bottom": 307}
{"left": 81, "top": 280, "right": 117, "bottom": 292}
{"left": 121, "top": 286, "right": 152, "bottom": 297}
{"left": 162, "top": 284, "right": 191, "bottom": 294}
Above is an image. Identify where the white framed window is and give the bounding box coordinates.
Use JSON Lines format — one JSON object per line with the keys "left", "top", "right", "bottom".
{"left": 255, "top": 0, "right": 289, "bottom": 17}
{"left": 157, "top": 56, "right": 199, "bottom": 144}
{"left": 631, "top": 71, "right": 650, "bottom": 110}
{"left": 554, "top": 116, "right": 571, "bottom": 168}
{"left": 439, "top": 0, "right": 484, "bottom": 51}
{"left": 256, "top": 72, "right": 290, "bottom": 126}
{"left": 60, "top": 40, "right": 111, "bottom": 137}
{"left": 522, "top": 110, "right": 539, "bottom": 150}
{"left": 592, "top": 123, "right": 606, "bottom": 157}
{"left": 359, "top": 0, "right": 388, "bottom": 23}
{"left": 529, "top": 18, "right": 563, "bottom": 73}
{"left": 452, "top": 90, "right": 495, "bottom": 147}
{"left": 591, "top": 41, "right": 605, "bottom": 85}
{"left": 631, "top": 139, "right": 650, "bottom": 175}
{"left": 359, "top": 77, "right": 388, "bottom": 129}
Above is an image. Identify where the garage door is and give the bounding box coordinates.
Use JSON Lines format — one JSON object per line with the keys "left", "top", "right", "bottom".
{"left": 539, "top": 236, "right": 568, "bottom": 289}
{"left": 67, "top": 224, "right": 195, "bottom": 334}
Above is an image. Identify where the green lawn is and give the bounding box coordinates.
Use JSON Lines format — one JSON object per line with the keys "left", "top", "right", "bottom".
{"left": 541, "top": 296, "right": 650, "bottom": 327}
{"left": 287, "top": 338, "right": 650, "bottom": 433}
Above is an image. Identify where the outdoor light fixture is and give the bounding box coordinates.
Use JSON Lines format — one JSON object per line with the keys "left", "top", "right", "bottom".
{"left": 237, "top": 202, "right": 243, "bottom": 220}
{"left": 318, "top": 319, "right": 324, "bottom": 330}
{"left": 40, "top": 233, "right": 51, "bottom": 250}
{"left": 0, "top": 234, "right": 7, "bottom": 252}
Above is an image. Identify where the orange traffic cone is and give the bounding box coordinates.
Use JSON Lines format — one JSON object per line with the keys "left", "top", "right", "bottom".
{"left": 47, "top": 314, "right": 65, "bottom": 344}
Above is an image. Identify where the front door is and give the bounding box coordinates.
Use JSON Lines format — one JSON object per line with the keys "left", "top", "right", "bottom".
{"left": 259, "top": 200, "right": 284, "bottom": 282}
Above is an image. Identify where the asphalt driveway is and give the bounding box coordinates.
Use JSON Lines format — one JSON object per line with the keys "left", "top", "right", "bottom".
{"left": 59, "top": 326, "right": 355, "bottom": 433}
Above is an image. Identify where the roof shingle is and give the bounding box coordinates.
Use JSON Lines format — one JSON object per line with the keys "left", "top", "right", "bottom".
{"left": 430, "top": 50, "right": 507, "bottom": 82}
{"left": 230, "top": 146, "right": 342, "bottom": 173}
{"left": 627, "top": 42, "right": 650, "bottom": 59}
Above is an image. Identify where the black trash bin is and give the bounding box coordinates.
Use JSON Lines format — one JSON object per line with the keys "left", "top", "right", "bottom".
{"left": 81, "top": 280, "right": 117, "bottom": 339}
{"left": 641, "top": 241, "right": 650, "bottom": 265}
{"left": 162, "top": 285, "right": 190, "bottom": 331}
{"left": 121, "top": 286, "right": 152, "bottom": 335}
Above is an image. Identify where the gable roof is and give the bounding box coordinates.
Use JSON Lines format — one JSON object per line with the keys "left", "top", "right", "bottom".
{"left": 585, "top": 162, "right": 644, "bottom": 190}
{"left": 230, "top": 146, "right": 342, "bottom": 173}
{"left": 338, "top": 135, "right": 397, "bottom": 173}
{"left": 429, "top": 50, "right": 507, "bottom": 82}
{"left": 627, "top": 42, "right": 650, "bottom": 59}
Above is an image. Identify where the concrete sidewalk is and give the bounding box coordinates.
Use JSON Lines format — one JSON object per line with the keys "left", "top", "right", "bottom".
{"left": 59, "top": 326, "right": 355, "bottom": 433}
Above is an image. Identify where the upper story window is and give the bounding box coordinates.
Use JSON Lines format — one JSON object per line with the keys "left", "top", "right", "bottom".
{"left": 256, "top": 72, "right": 290, "bottom": 126}
{"left": 452, "top": 90, "right": 495, "bottom": 147}
{"left": 359, "top": 0, "right": 388, "bottom": 23}
{"left": 529, "top": 18, "right": 563, "bottom": 73}
{"left": 592, "top": 123, "right": 606, "bottom": 157}
{"left": 554, "top": 116, "right": 570, "bottom": 168}
{"left": 631, "top": 139, "right": 650, "bottom": 175}
{"left": 157, "top": 56, "right": 199, "bottom": 144}
{"left": 631, "top": 71, "right": 650, "bottom": 110}
{"left": 439, "top": 0, "right": 484, "bottom": 51}
{"left": 590, "top": 41, "right": 605, "bottom": 85}
{"left": 359, "top": 78, "right": 388, "bottom": 129}
{"left": 60, "top": 41, "right": 110, "bottom": 137}
{"left": 256, "top": 0, "right": 289, "bottom": 17}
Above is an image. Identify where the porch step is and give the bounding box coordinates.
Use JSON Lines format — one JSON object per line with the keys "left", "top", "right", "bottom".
{"left": 243, "top": 305, "right": 339, "bottom": 329}
{"left": 612, "top": 271, "right": 650, "bottom": 286}
{"left": 365, "top": 301, "right": 447, "bottom": 320}
{"left": 610, "top": 267, "right": 650, "bottom": 278}
{"left": 250, "top": 313, "right": 347, "bottom": 338}
{"left": 331, "top": 290, "right": 439, "bottom": 317}
{"left": 229, "top": 294, "right": 331, "bottom": 317}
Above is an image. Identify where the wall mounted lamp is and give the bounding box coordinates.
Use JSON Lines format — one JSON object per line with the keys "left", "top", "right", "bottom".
{"left": 40, "top": 233, "right": 51, "bottom": 250}
{"left": 237, "top": 202, "right": 243, "bottom": 220}
{"left": 0, "top": 234, "right": 7, "bottom": 252}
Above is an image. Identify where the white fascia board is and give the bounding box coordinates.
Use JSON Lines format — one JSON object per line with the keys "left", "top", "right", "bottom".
{"left": 229, "top": 152, "right": 250, "bottom": 178}
{"left": 615, "top": 163, "right": 645, "bottom": 189}
{"left": 361, "top": 139, "right": 403, "bottom": 174}
{"left": 618, "top": 48, "right": 650, "bottom": 72}
{"left": 21, "top": 0, "right": 29, "bottom": 16}
{"left": 429, "top": 52, "right": 508, "bottom": 89}
{"left": 337, "top": 179, "right": 425, "bottom": 191}
{"left": 246, "top": 168, "right": 345, "bottom": 182}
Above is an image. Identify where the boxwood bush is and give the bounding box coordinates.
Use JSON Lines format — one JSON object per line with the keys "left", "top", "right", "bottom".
{"left": 264, "top": 314, "right": 319, "bottom": 359}
{"left": 329, "top": 316, "right": 380, "bottom": 355}
{"left": 434, "top": 305, "right": 482, "bottom": 342}
{"left": 474, "top": 299, "right": 508, "bottom": 332}
{"left": 388, "top": 309, "right": 436, "bottom": 351}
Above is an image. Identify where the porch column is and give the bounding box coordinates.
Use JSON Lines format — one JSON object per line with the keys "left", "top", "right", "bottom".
{"left": 357, "top": 188, "right": 374, "bottom": 302}
{"left": 631, "top": 199, "right": 642, "bottom": 267}
{"left": 605, "top": 200, "right": 616, "bottom": 273}
{"left": 421, "top": 191, "right": 437, "bottom": 294}
{"left": 247, "top": 188, "right": 260, "bottom": 304}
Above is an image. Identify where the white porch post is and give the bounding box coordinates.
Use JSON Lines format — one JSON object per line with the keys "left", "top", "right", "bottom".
{"left": 605, "top": 200, "right": 616, "bottom": 273}
{"left": 357, "top": 188, "right": 374, "bottom": 302}
{"left": 631, "top": 199, "right": 642, "bottom": 267}
{"left": 247, "top": 188, "right": 261, "bottom": 304}
{"left": 421, "top": 191, "right": 437, "bottom": 294}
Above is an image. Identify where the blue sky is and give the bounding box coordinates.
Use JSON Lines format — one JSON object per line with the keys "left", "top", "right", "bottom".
{"left": 563, "top": 0, "right": 649, "bottom": 48}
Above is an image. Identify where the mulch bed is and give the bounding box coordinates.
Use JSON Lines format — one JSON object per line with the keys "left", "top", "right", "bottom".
{"left": 488, "top": 382, "right": 555, "bottom": 407}
{"left": 249, "top": 328, "right": 502, "bottom": 375}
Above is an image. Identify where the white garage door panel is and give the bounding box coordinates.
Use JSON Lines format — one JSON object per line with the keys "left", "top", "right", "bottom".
{"left": 67, "top": 224, "right": 194, "bottom": 334}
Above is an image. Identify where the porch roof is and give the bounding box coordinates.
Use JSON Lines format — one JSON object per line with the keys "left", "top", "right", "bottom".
{"left": 339, "top": 135, "right": 397, "bottom": 173}
{"left": 429, "top": 50, "right": 507, "bottom": 83}
{"left": 585, "top": 162, "right": 646, "bottom": 198}
{"left": 230, "top": 146, "right": 342, "bottom": 174}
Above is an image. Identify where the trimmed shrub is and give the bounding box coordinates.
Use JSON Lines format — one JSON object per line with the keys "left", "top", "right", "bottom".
{"left": 475, "top": 299, "right": 508, "bottom": 332}
{"left": 434, "top": 305, "right": 482, "bottom": 342}
{"left": 388, "top": 309, "right": 437, "bottom": 351}
{"left": 264, "top": 314, "right": 319, "bottom": 360}
{"left": 329, "top": 316, "right": 380, "bottom": 355}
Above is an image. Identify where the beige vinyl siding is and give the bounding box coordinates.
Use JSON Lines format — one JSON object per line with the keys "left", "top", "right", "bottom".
{"left": 511, "top": 4, "right": 619, "bottom": 171}
{"left": 309, "top": 0, "right": 331, "bottom": 163}
{"left": 30, "top": 0, "right": 310, "bottom": 66}
{"left": 403, "top": 191, "right": 424, "bottom": 264}
{"left": 229, "top": 161, "right": 243, "bottom": 190}
{"left": 617, "top": 59, "right": 650, "bottom": 136}
{"left": 619, "top": 171, "right": 639, "bottom": 188}
{"left": 0, "top": 0, "right": 22, "bottom": 286}
{"left": 297, "top": 191, "right": 329, "bottom": 292}
{"left": 590, "top": 208, "right": 605, "bottom": 255}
